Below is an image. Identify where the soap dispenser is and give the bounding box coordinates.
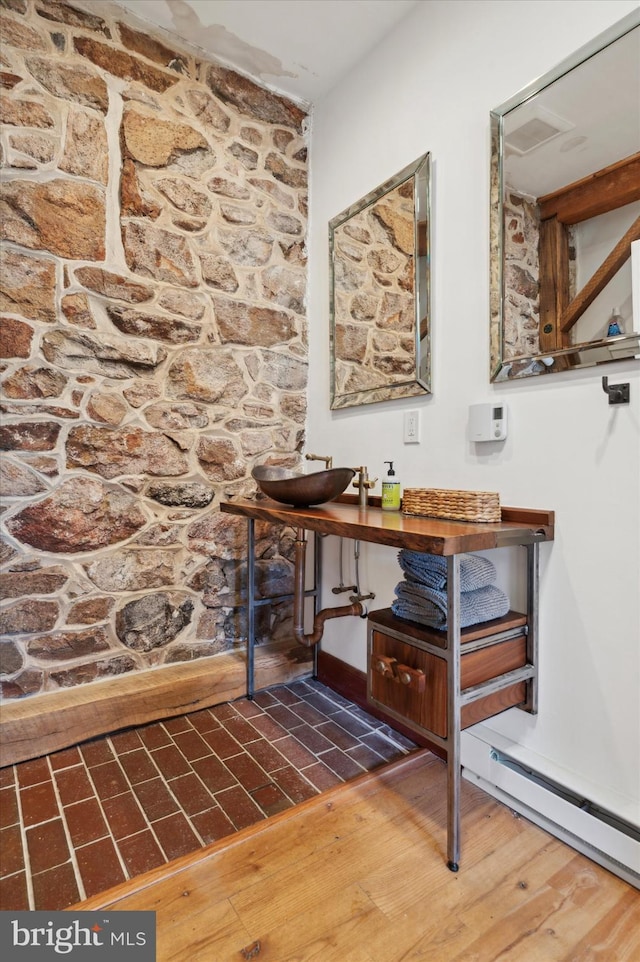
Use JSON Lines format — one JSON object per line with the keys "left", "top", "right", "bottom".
{"left": 381, "top": 461, "right": 401, "bottom": 511}
{"left": 607, "top": 308, "right": 624, "bottom": 337}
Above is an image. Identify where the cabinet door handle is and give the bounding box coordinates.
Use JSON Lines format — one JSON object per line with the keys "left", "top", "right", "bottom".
{"left": 374, "top": 655, "right": 397, "bottom": 678}
{"left": 396, "top": 664, "right": 426, "bottom": 693}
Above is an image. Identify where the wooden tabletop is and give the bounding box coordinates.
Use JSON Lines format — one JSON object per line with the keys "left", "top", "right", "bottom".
{"left": 220, "top": 496, "right": 554, "bottom": 555}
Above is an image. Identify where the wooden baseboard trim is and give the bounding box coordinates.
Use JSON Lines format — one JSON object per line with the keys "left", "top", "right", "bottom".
{"left": 0, "top": 640, "right": 312, "bottom": 767}
{"left": 316, "top": 650, "right": 444, "bottom": 757}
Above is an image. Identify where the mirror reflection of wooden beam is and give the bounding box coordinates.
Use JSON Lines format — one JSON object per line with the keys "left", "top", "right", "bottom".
{"left": 538, "top": 153, "right": 640, "bottom": 348}
{"left": 539, "top": 217, "right": 570, "bottom": 352}
{"left": 538, "top": 152, "right": 640, "bottom": 224}
{"left": 559, "top": 215, "right": 640, "bottom": 334}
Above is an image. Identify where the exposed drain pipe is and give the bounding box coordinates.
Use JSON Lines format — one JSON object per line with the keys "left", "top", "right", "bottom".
{"left": 293, "top": 528, "right": 363, "bottom": 647}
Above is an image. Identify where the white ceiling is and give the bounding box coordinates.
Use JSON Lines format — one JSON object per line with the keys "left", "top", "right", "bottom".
{"left": 503, "top": 23, "right": 639, "bottom": 197}
{"left": 109, "top": 0, "right": 422, "bottom": 105}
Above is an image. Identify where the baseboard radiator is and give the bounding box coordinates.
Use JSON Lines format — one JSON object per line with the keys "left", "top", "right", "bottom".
{"left": 461, "top": 732, "right": 640, "bottom": 889}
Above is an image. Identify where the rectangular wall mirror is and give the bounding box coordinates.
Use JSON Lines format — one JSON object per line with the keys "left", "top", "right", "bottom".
{"left": 329, "top": 153, "right": 431, "bottom": 408}
{"left": 490, "top": 11, "right": 640, "bottom": 380}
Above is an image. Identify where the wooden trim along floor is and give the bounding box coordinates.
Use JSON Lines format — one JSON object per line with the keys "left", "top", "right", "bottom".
{"left": 0, "top": 638, "right": 313, "bottom": 767}
{"left": 73, "top": 750, "right": 640, "bottom": 962}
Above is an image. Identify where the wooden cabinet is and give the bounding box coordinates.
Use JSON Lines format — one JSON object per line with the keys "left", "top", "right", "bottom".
{"left": 368, "top": 608, "right": 528, "bottom": 739}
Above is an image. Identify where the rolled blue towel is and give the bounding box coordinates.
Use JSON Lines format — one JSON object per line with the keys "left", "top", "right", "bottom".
{"left": 398, "top": 549, "right": 496, "bottom": 591}
{"left": 391, "top": 578, "right": 509, "bottom": 630}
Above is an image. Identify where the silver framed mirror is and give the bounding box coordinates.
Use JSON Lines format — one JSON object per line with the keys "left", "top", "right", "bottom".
{"left": 490, "top": 11, "right": 640, "bottom": 381}
{"left": 329, "top": 153, "right": 431, "bottom": 409}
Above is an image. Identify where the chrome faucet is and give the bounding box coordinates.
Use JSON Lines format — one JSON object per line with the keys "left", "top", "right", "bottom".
{"left": 351, "top": 465, "right": 377, "bottom": 507}
{"left": 305, "top": 453, "right": 333, "bottom": 469}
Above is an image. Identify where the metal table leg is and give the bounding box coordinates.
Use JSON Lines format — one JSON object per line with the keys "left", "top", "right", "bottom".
{"left": 525, "top": 542, "right": 539, "bottom": 714}
{"left": 446, "top": 554, "right": 462, "bottom": 872}
{"left": 312, "top": 532, "right": 322, "bottom": 678}
{"left": 246, "top": 518, "right": 256, "bottom": 699}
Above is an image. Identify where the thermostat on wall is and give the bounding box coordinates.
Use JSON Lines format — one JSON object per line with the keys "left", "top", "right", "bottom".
{"left": 469, "top": 402, "right": 508, "bottom": 442}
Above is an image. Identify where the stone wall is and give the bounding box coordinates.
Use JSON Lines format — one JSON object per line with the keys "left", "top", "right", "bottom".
{"left": 502, "top": 187, "right": 577, "bottom": 363}
{"left": 0, "top": 0, "right": 309, "bottom": 701}
{"left": 502, "top": 188, "right": 540, "bottom": 359}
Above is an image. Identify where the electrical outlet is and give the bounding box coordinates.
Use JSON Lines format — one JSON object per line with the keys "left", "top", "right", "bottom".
{"left": 404, "top": 410, "right": 420, "bottom": 444}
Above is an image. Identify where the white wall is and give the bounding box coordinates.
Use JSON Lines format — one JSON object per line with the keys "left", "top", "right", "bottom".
{"left": 307, "top": 0, "right": 640, "bottom": 827}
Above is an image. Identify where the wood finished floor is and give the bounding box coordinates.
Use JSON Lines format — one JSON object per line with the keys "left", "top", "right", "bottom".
{"left": 75, "top": 750, "right": 640, "bottom": 962}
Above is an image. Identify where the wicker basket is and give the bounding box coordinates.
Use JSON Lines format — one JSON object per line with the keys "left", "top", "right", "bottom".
{"left": 402, "top": 487, "right": 501, "bottom": 523}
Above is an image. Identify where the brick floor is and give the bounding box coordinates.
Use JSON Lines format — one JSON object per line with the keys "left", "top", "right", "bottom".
{"left": 0, "top": 679, "right": 417, "bottom": 911}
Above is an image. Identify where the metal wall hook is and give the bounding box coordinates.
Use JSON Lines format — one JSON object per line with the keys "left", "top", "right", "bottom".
{"left": 602, "top": 375, "right": 630, "bottom": 405}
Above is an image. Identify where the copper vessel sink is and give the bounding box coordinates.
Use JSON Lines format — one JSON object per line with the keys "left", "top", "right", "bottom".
{"left": 252, "top": 465, "right": 355, "bottom": 507}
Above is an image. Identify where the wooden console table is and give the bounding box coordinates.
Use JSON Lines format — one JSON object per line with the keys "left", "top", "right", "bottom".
{"left": 221, "top": 496, "right": 554, "bottom": 870}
